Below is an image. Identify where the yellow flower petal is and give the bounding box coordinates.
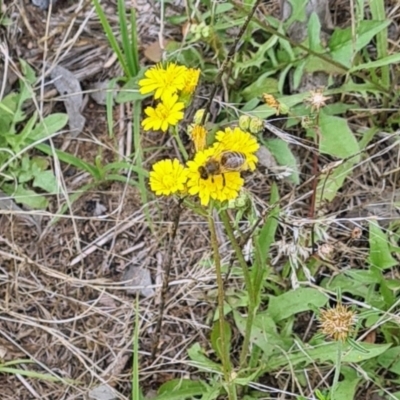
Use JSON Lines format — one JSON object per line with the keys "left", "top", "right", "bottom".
{"left": 186, "top": 147, "right": 244, "bottom": 206}
{"left": 149, "top": 159, "right": 189, "bottom": 196}
{"left": 142, "top": 94, "right": 185, "bottom": 132}
{"left": 139, "top": 63, "right": 187, "bottom": 100}
{"left": 215, "top": 127, "right": 259, "bottom": 170}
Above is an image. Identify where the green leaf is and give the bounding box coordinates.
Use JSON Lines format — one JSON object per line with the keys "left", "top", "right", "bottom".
{"left": 33, "top": 170, "right": 58, "bottom": 193}
{"left": 155, "top": 379, "right": 213, "bottom": 400}
{"left": 241, "top": 76, "right": 279, "bottom": 101}
{"left": 35, "top": 143, "right": 101, "bottom": 180}
{"left": 20, "top": 59, "right": 36, "bottom": 84}
{"left": 332, "top": 366, "right": 361, "bottom": 400}
{"left": 210, "top": 320, "right": 231, "bottom": 365}
{"left": 316, "top": 159, "right": 357, "bottom": 204}
{"left": 307, "top": 12, "right": 322, "bottom": 52}
{"left": 329, "top": 20, "right": 391, "bottom": 68}
{"left": 368, "top": 221, "right": 397, "bottom": 270}
{"left": 264, "top": 138, "right": 300, "bottom": 184}
{"left": 116, "top": 75, "right": 150, "bottom": 103}
{"left": 11, "top": 186, "right": 48, "bottom": 209}
{"left": 318, "top": 112, "right": 360, "bottom": 159}
{"left": 378, "top": 346, "right": 400, "bottom": 375}
{"left": 187, "top": 343, "right": 222, "bottom": 373}
{"left": 12, "top": 112, "right": 38, "bottom": 150}
{"left": 322, "top": 273, "right": 383, "bottom": 306}
{"left": 267, "top": 342, "right": 391, "bottom": 371}
{"left": 350, "top": 53, "right": 400, "bottom": 72}
{"left": 268, "top": 288, "right": 328, "bottom": 322}
{"left": 233, "top": 310, "right": 290, "bottom": 359}
{"left": 258, "top": 183, "right": 279, "bottom": 257}
{"left": 30, "top": 113, "right": 69, "bottom": 141}
{"left": 283, "top": 0, "right": 308, "bottom": 26}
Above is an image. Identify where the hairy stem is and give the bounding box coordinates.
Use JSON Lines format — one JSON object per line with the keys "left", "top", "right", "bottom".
{"left": 208, "top": 209, "right": 236, "bottom": 400}
{"left": 220, "top": 210, "right": 255, "bottom": 367}
{"left": 331, "top": 340, "right": 343, "bottom": 397}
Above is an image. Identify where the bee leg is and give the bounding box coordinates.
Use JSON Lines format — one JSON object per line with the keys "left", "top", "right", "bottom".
{"left": 222, "top": 174, "right": 226, "bottom": 187}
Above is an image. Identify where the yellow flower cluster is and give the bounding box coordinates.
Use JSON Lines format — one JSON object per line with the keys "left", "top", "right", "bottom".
{"left": 149, "top": 126, "right": 259, "bottom": 206}
{"left": 139, "top": 63, "right": 200, "bottom": 132}
{"left": 142, "top": 62, "right": 260, "bottom": 206}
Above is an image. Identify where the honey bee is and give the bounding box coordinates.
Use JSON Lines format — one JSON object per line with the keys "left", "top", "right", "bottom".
{"left": 198, "top": 151, "right": 247, "bottom": 182}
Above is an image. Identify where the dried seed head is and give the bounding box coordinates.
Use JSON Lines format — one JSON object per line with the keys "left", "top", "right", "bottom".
{"left": 319, "top": 304, "right": 356, "bottom": 342}
{"left": 262, "top": 94, "right": 289, "bottom": 115}
{"left": 305, "top": 88, "right": 331, "bottom": 113}
{"left": 306, "top": 88, "right": 330, "bottom": 112}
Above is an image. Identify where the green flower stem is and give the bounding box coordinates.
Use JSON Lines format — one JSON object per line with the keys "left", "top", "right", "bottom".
{"left": 208, "top": 208, "right": 236, "bottom": 400}
{"left": 172, "top": 126, "right": 188, "bottom": 160}
{"left": 331, "top": 340, "right": 343, "bottom": 397}
{"left": 220, "top": 210, "right": 255, "bottom": 368}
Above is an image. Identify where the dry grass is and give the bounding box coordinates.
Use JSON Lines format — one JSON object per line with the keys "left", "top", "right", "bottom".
{"left": 1, "top": 0, "right": 400, "bottom": 399}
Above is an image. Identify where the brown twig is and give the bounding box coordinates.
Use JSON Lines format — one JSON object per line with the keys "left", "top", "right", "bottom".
{"left": 151, "top": 198, "right": 184, "bottom": 359}
{"left": 200, "top": 0, "right": 264, "bottom": 126}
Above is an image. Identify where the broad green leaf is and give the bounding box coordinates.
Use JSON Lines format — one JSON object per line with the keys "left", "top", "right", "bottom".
{"left": 267, "top": 342, "right": 391, "bottom": 371}
{"left": 323, "top": 273, "right": 384, "bottom": 307}
{"left": 368, "top": 221, "right": 397, "bottom": 270}
{"left": 187, "top": 343, "right": 222, "bottom": 373}
{"left": 242, "top": 76, "right": 279, "bottom": 101}
{"left": 304, "top": 56, "right": 344, "bottom": 74}
{"left": 344, "top": 270, "right": 381, "bottom": 285}
{"left": 20, "top": 59, "right": 37, "bottom": 84}
{"left": 30, "top": 113, "right": 69, "bottom": 141}
{"left": 233, "top": 310, "right": 290, "bottom": 359}
{"left": 13, "top": 112, "right": 38, "bottom": 150}
{"left": 210, "top": 320, "right": 231, "bottom": 365}
{"left": 264, "top": 138, "right": 300, "bottom": 184}
{"left": 378, "top": 346, "right": 400, "bottom": 375}
{"left": 307, "top": 13, "right": 322, "bottom": 52}
{"left": 329, "top": 20, "right": 390, "bottom": 68}
{"left": 385, "top": 279, "right": 400, "bottom": 290}
{"left": 283, "top": 0, "right": 308, "bottom": 26}
{"left": 12, "top": 186, "right": 48, "bottom": 209}
{"left": 318, "top": 112, "right": 359, "bottom": 159}
{"left": 332, "top": 366, "right": 361, "bottom": 400}
{"left": 33, "top": 171, "right": 58, "bottom": 193}
{"left": 268, "top": 288, "right": 328, "bottom": 322}
{"left": 0, "top": 92, "right": 18, "bottom": 133}
{"left": 155, "top": 379, "right": 213, "bottom": 400}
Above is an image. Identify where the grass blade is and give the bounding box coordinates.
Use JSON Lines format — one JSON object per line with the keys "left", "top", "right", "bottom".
{"left": 92, "top": 0, "right": 129, "bottom": 77}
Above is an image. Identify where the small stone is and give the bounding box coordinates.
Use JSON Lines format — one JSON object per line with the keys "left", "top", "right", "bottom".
{"left": 88, "top": 384, "right": 117, "bottom": 400}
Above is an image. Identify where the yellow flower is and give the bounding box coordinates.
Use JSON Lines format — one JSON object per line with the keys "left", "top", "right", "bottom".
{"left": 149, "top": 159, "right": 189, "bottom": 196}
{"left": 190, "top": 124, "right": 207, "bottom": 152}
{"left": 186, "top": 147, "right": 244, "bottom": 206}
{"left": 142, "top": 94, "right": 185, "bottom": 132}
{"left": 139, "top": 63, "right": 187, "bottom": 100}
{"left": 182, "top": 68, "right": 200, "bottom": 96}
{"left": 215, "top": 127, "right": 259, "bottom": 170}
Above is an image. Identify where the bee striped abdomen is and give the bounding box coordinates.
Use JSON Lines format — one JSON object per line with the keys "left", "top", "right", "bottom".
{"left": 220, "top": 151, "right": 247, "bottom": 170}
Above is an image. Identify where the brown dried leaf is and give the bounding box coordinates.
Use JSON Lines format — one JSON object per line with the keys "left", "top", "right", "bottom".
{"left": 51, "top": 65, "right": 86, "bottom": 137}
{"left": 144, "top": 40, "right": 170, "bottom": 63}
